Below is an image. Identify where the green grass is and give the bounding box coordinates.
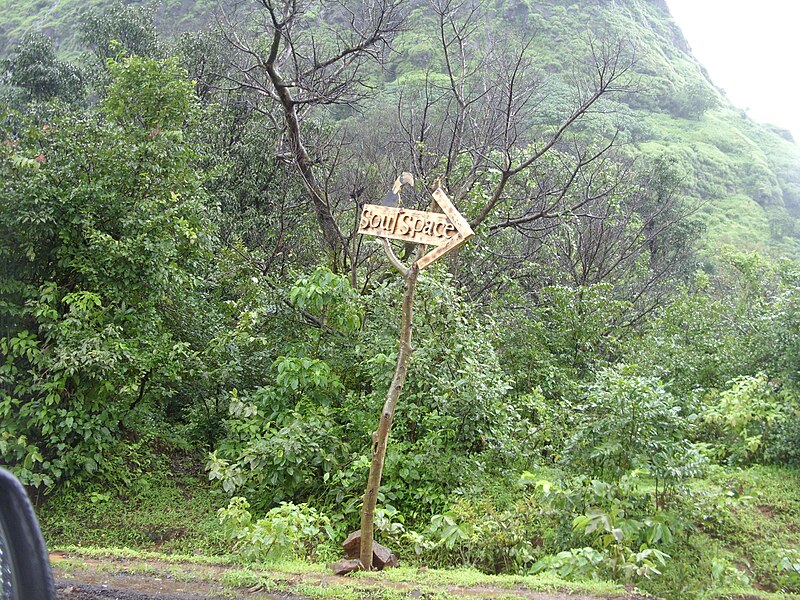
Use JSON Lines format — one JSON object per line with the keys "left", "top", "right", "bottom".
{"left": 355, "top": 566, "right": 625, "bottom": 596}
{"left": 54, "top": 544, "right": 237, "bottom": 564}
{"left": 39, "top": 454, "right": 228, "bottom": 555}
{"left": 41, "top": 461, "right": 800, "bottom": 599}
{"left": 638, "top": 466, "right": 800, "bottom": 599}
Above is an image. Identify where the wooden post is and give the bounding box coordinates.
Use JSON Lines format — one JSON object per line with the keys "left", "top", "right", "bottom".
{"left": 359, "top": 262, "right": 418, "bottom": 570}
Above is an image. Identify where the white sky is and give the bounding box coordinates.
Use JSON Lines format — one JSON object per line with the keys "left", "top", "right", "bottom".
{"left": 666, "top": 0, "right": 800, "bottom": 141}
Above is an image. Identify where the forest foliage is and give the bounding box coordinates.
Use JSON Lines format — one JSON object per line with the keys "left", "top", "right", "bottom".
{"left": 1, "top": 0, "right": 800, "bottom": 597}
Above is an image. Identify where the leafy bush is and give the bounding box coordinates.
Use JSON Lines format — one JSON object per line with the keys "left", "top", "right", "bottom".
{"left": 0, "top": 55, "right": 211, "bottom": 489}
{"left": 771, "top": 548, "right": 800, "bottom": 592}
{"left": 3, "top": 32, "right": 85, "bottom": 103}
{"left": 531, "top": 547, "right": 605, "bottom": 580}
{"left": 701, "top": 373, "right": 790, "bottom": 465}
{"left": 570, "top": 507, "right": 670, "bottom": 581}
{"left": 710, "top": 558, "right": 751, "bottom": 589}
{"left": 401, "top": 497, "right": 548, "bottom": 573}
{"left": 208, "top": 385, "right": 348, "bottom": 505}
{"left": 562, "top": 365, "right": 705, "bottom": 497}
{"left": 218, "top": 497, "right": 333, "bottom": 562}
{"left": 360, "top": 272, "right": 515, "bottom": 456}
{"left": 526, "top": 472, "right": 676, "bottom": 583}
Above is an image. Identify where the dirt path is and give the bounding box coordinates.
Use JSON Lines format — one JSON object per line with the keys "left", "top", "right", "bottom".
{"left": 52, "top": 552, "right": 295, "bottom": 600}
{"left": 51, "top": 551, "right": 650, "bottom": 600}
{"left": 56, "top": 579, "right": 283, "bottom": 600}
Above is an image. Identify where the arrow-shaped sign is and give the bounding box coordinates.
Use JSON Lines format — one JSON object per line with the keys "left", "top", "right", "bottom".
{"left": 415, "top": 187, "right": 474, "bottom": 269}
{"left": 358, "top": 175, "right": 474, "bottom": 270}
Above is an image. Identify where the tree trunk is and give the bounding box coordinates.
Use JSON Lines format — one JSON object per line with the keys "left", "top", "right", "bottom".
{"left": 263, "top": 28, "right": 351, "bottom": 271}
{"left": 359, "top": 263, "right": 419, "bottom": 570}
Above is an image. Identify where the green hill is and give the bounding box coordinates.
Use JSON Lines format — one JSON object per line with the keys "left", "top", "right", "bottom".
{"left": 485, "top": 0, "right": 800, "bottom": 259}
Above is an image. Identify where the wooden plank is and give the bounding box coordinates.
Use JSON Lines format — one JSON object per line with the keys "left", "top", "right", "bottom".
{"left": 415, "top": 233, "right": 468, "bottom": 270}
{"left": 431, "top": 188, "right": 474, "bottom": 238}
{"left": 358, "top": 204, "right": 457, "bottom": 246}
{"left": 412, "top": 187, "right": 475, "bottom": 269}
{"left": 359, "top": 180, "right": 475, "bottom": 270}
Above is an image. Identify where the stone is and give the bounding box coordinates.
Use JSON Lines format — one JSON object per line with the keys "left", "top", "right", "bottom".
{"left": 341, "top": 530, "right": 399, "bottom": 570}
{"left": 343, "top": 530, "right": 361, "bottom": 558}
{"left": 372, "top": 541, "right": 399, "bottom": 569}
{"left": 328, "top": 559, "right": 363, "bottom": 576}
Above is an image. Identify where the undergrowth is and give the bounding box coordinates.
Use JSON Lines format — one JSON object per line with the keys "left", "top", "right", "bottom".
{"left": 40, "top": 456, "right": 800, "bottom": 599}
{"left": 39, "top": 452, "right": 227, "bottom": 555}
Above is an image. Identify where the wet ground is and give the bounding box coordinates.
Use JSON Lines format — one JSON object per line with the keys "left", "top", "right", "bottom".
{"left": 55, "top": 576, "right": 302, "bottom": 600}
{"left": 52, "top": 552, "right": 302, "bottom": 600}
{"left": 56, "top": 579, "right": 236, "bottom": 599}
{"left": 51, "top": 552, "right": 648, "bottom": 600}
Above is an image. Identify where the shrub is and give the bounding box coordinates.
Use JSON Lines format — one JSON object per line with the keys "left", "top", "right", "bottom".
{"left": 562, "top": 365, "right": 704, "bottom": 499}
{"left": 217, "top": 497, "right": 333, "bottom": 562}
{"left": 701, "top": 373, "right": 790, "bottom": 465}
{"left": 527, "top": 472, "right": 676, "bottom": 583}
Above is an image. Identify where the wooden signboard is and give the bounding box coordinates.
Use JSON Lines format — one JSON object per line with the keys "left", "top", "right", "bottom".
{"left": 358, "top": 175, "right": 474, "bottom": 270}
{"left": 359, "top": 205, "right": 458, "bottom": 247}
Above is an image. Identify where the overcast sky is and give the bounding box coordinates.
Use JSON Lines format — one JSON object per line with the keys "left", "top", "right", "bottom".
{"left": 666, "top": 0, "right": 800, "bottom": 141}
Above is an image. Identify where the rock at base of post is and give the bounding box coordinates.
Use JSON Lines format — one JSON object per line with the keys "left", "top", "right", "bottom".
{"left": 341, "top": 530, "right": 399, "bottom": 571}
{"left": 328, "top": 558, "right": 364, "bottom": 576}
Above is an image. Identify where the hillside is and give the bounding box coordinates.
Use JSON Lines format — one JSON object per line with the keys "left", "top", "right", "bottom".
{"left": 2, "top": 0, "right": 798, "bottom": 261}
{"left": 486, "top": 0, "right": 800, "bottom": 260}
{"left": 0, "top": 0, "right": 215, "bottom": 55}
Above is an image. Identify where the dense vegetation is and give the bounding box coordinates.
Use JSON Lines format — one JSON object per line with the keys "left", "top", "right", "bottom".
{"left": 1, "top": 0, "right": 799, "bottom": 598}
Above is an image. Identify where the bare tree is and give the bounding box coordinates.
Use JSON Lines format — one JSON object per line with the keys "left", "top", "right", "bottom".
{"left": 460, "top": 153, "right": 702, "bottom": 325}
{"left": 217, "top": 0, "right": 406, "bottom": 273}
